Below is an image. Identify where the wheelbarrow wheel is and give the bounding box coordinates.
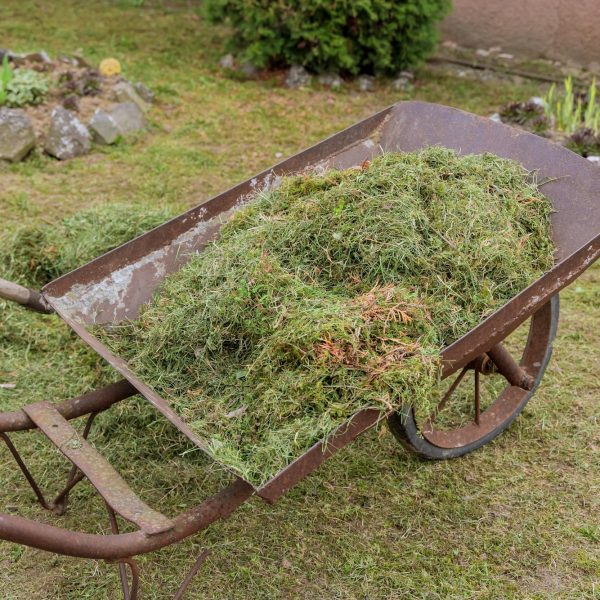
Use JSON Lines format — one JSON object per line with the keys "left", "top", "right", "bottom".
{"left": 388, "top": 295, "right": 559, "bottom": 459}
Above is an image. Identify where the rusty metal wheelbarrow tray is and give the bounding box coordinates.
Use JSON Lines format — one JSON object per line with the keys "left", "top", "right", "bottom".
{"left": 1, "top": 102, "right": 599, "bottom": 581}
{"left": 42, "top": 100, "right": 600, "bottom": 498}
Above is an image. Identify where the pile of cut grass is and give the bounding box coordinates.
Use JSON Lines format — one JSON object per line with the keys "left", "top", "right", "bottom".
{"left": 0, "top": 203, "right": 174, "bottom": 288}
{"left": 97, "top": 148, "right": 554, "bottom": 486}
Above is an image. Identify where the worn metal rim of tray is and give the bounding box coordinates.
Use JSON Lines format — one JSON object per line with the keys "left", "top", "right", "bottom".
{"left": 41, "top": 101, "right": 600, "bottom": 502}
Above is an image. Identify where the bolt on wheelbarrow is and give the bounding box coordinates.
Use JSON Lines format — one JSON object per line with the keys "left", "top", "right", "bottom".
{"left": 1, "top": 102, "right": 599, "bottom": 599}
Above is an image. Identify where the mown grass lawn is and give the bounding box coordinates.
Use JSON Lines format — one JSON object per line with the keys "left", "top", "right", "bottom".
{"left": 1, "top": 1, "right": 598, "bottom": 598}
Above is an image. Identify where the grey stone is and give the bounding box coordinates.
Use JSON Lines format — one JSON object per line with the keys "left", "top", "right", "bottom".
{"left": 317, "top": 72, "right": 343, "bottom": 89}
{"left": 72, "top": 55, "right": 91, "bottom": 68}
{"left": 489, "top": 113, "right": 503, "bottom": 123}
{"left": 89, "top": 109, "right": 121, "bottom": 145}
{"left": 24, "top": 51, "right": 52, "bottom": 64}
{"left": 133, "top": 81, "right": 154, "bottom": 104}
{"left": 6, "top": 52, "right": 25, "bottom": 67}
{"left": 498, "top": 53, "right": 514, "bottom": 60}
{"left": 113, "top": 80, "right": 150, "bottom": 113}
{"left": 285, "top": 65, "right": 311, "bottom": 88}
{"left": 475, "top": 48, "right": 490, "bottom": 58}
{"left": 219, "top": 54, "right": 235, "bottom": 70}
{"left": 62, "top": 95, "right": 80, "bottom": 112}
{"left": 58, "top": 55, "right": 78, "bottom": 67}
{"left": 240, "top": 62, "right": 258, "bottom": 79}
{"left": 528, "top": 96, "right": 545, "bottom": 108}
{"left": 357, "top": 75, "right": 375, "bottom": 92}
{"left": 587, "top": 155, "right": 600, "bottom": 165}
{"left": 45, "top": 107, "right": 90, "bottom": 160}
{"left": 442, "top": 40, "right": 458, "bottom": 50}
{"left": 397, "top": 70, "right": 414, "bottom": 80}
{"left": 110, "top": 102, "right": 148, "bottom": 136}
{"left": 391, "top": 76, "right": 412, "bottom": 92}
{"left": 0, "top": 108, "right": 36, "bottom": 162}
{"left": 489, "top": 46, "right": 502, "bottom": 53}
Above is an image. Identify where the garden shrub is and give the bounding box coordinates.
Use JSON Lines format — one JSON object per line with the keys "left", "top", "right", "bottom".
{"left": 206, "top": 0, "right": 453, "bottom": 75}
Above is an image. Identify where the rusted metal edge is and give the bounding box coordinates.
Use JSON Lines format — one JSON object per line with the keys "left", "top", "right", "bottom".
{"left": 46, "top": 312, "right": 220, "bottom": 459}
{"left": 439, "top": 232, "right": 600, "bottom": 376}
{"left": 0, "top": 380, "right": 136, "bottom": 433}
{"left": 23, "top": 402, "right": 174, "bottom": 536}
{"left": 258, "top": 408, "right": 382, "bottom": 503}
{"left": 0, "top": 477, "right": 254, "bottom": 559}
{"left": 42, "top": 107, "right": 394, "bottom": 301}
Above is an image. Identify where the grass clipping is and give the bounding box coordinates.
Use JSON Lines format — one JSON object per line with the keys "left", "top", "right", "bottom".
{"left": 1, "top": 203, "right": 175, "bottom": 288}
{"left": 97, "top": 148, "right": 554, "bottom": 486}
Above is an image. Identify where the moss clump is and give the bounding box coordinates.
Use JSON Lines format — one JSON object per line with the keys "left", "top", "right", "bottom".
{"left": 96, "top": 148, "right": 554, "bottom": 486}
{"left": 0, "top": 203, "right": 174, "bottom": 288}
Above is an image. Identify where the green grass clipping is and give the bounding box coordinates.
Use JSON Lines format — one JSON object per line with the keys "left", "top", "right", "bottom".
{"left": 96, "top": 148, "right": 554, "bottom": 486}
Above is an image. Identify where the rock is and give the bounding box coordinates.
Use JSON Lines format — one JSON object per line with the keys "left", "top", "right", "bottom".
{"left": 45, "top": 107, "right": 90, "bottom": 160}
{"left": 589, "top": 61, "right": 600, "bottom": 75}
{"left": 240, "top": 62, "right": 258, "bottom": 79}
{"left": 489, "top": 113, "right": 503, "bottom": 123}
{"left": 110, "top": 102, "right": 148, "bottom": 136}
{"left": 133, "top": 81, "right": 154, "bottom": 104}
{"left": 72, "top": 55, "right": 91, "bottom": 68}
{"left": 5, "top": 52, "right": 25, "bottom": 67}
{"left": 89, "top": 103, "right": 147, "bottom": 145}
{"left": 498, "top": 53, "right": 514, "bottom": 60}
{"left": 317, "top": 72, "right": 343, "bottom": 89}
{"left": 489, "top": 46, "right": 502, "bottom": 53}
{"left": 397, "top": 70, "right": 414, "bottom": 80}
{"left": 528, "top": 96, "right": 545, "bottom": 108}
{"left": 275, "top": 151, "right": 283, "bottom": 158}
{"left": 219, "top": 54, "right": 235, "bottom": 70}
{"left": 0, "top": 108, "right": 36, "bottom": 162}
{"left": 89, "top": 109, "right": 121, "bottom": 145}
{"left": 391, "top": 76, "right": 412, "bottom": 92}
{"left": 62, "top": 94, "right": 80, "bottom": 112}
{"left": 24, "top": 51, "right": 52, "bottom": 65}
{"left": 113, "top": 80, "right": 150, "bottom": 113}
{"left": 587, "top": 156, "right": 600, "bottom": 165}
{"left": 357, "top": 75, "right": 375, "bottom": 92}
{"left": 442, "top": 40, "right": 458, "bottom": 50}
{"left": 475, "top": 49, "right": 490, "bottom": 58}
{"left": 58, "top": 54, "right": 78, "bottom": 67}
{"left": 285, "top": 65, "right": 311, "bottom": 88}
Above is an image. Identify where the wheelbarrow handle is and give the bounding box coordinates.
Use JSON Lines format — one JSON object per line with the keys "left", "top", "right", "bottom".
{"left": 0, "top": 277, "right": 53, "bottom": 314}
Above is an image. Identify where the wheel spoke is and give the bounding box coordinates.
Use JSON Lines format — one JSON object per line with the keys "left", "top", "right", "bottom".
{"left": 474, "top": 370, "right": 480, "bottom": 425}
{"left": 428, "top": 366, "right": 468, "bottom": 423}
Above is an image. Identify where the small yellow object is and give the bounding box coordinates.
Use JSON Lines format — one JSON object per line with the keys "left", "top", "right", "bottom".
{"left": 99, "top": 58, "right": 122, "bottom": 77}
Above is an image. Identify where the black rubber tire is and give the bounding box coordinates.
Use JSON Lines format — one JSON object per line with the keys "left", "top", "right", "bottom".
{"left": 388, "top": 295, "right": 560, "bottom": 460}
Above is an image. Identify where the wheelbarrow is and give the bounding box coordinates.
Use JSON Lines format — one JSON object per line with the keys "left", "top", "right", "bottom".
{"left": 1, "top": 102, "right": 599, "bottom": 599}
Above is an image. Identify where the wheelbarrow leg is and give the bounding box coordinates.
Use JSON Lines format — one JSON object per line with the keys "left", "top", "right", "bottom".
{"left": 173, "top": 549, "right": 210, "bottom": 600}
{"left": 106, "top": 500, "right": 210, "bottom": 600}
{"left": 107, "top": 504, "right": 140, "bottom": 600}
{"left": 0, "top": 432, "right": 53, "bottom": 510}
{"left": 1, "top": 412, "right": 101, "bottom": 515}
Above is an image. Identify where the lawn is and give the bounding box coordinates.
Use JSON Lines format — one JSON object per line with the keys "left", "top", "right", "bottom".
{"left": 0, "top": 1, "right": 598, "bottom": 599}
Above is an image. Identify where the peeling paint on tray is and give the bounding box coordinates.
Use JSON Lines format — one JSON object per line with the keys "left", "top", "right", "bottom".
{"left": 48, "top": 219, "right": 214, "bottom": 324}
